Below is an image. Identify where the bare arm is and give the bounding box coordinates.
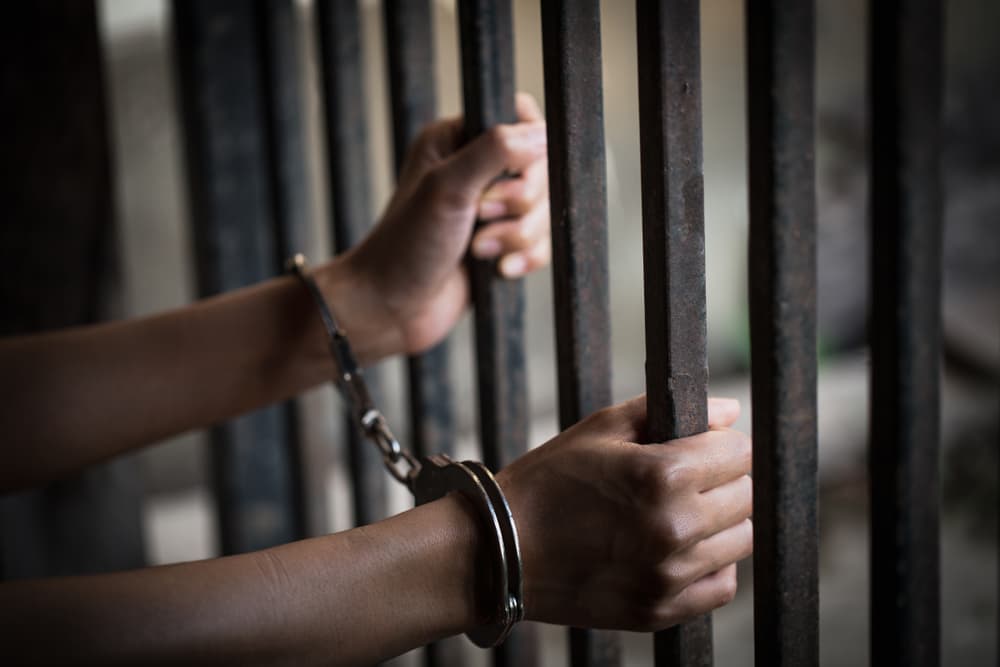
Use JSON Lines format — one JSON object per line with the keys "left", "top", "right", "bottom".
{"left": 0, "top": 397, "right": 752, "bottom": 665}
{"left": 0, "top": 258, "right": 395, "bottom": 492}
{"left": 0, "top": 494, "right": 480, "bottom": 666}
{"left": 0, "top": 95, "right": 551, "bottom": 493}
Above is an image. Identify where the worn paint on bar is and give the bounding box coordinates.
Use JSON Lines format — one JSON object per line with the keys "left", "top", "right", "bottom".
{"left": 869, "top": 1, "right": 943, "bottom": 665}
{"left": 315, "top": 0, "right": 388, "bottom": 526}
{"left": 173, "top": 0, "right": 302, "bottom": 554}
{"left": 635, "top": 0, "right": 712, "bottom": 664}
{"left": 456, "top": 0, "right": 534, "bottom": 664}
{"left": 540, "top": 1, "right": 620, "bottom": 666}
{"left": 746, "top": 1, "right": 820, "bottom": 665}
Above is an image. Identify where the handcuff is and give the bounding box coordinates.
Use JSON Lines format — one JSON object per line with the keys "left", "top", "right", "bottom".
{"left": 287, "top": 254, "right": 524, "bottom": 648}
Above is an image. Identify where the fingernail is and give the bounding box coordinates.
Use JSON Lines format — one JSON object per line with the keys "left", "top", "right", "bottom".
{"left": 473, "top": 237, "right": 502, "bottom": 259}
{"left": 478, "top": 199, "right": 507, "bottom": 219}
{"left": 499, "top": 253, "right": 527, "bottom": 277}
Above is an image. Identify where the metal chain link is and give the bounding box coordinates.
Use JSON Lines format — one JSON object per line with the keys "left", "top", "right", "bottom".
{"left": 287, "top": 254, "right": 422, "bottom": 488}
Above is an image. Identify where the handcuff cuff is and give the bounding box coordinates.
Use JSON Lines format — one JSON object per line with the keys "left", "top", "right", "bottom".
{"left": 287, "top": 254, "right": 524, "bottom": 648}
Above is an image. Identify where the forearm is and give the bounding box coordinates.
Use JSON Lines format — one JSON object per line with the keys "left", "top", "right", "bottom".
{"left": 0, "top": 494, "right": 479, "bottom": 666}
{"left": 0, "top": 255, "right": 401, "bottom": 491}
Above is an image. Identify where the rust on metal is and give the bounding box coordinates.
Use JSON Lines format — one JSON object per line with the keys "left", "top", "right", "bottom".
{"left": 540, "top": 0, "right": 619, "bottom": 665}
{"left": 635, "top": 0, "right": 711, "bottom": 664}
{"left": 746, "top": 0, "right": 819, "bottom": 665}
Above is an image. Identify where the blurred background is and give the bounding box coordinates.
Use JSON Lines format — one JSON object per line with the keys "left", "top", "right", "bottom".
{"left": 2, "top": 0, "right": 997, "bottom": 664}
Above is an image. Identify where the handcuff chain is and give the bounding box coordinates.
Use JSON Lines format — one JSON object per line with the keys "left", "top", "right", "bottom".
{"left": 287, "top": 254, "right": 421, "bottom": 488}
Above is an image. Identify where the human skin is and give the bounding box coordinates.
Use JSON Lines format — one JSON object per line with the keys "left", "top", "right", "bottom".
{"left": 0, "top": 94, "right": 753, "bottom": 665}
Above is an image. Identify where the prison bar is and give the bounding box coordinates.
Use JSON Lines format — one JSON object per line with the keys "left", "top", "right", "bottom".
{"left": 539, "top": 1, "right": 620, "bottom": 666}
{"left": 383, "top": 0, "right": 456, "bottom": 468}
{"left": 634, "top": 0, "right": 712, "bottom": 665}
{"left": 382, "top": 2, "right": 461, "bottom": 665}
{"left": 173, "top": 0, "right": 304, "bottom": 553}
{"left": 456, "top": 0, "right": 534, "bottom": 664}
{"left": 256, "top": 0, "right": 312, "bottom": 539}
{"left": 315, "top": 0, "right": 388, "bottom": 526}
{"left": 869, "top": 1, "right": 943, "bottom": 665}
{"left": 746, "top": 1, "right": 819, "bottom": 665}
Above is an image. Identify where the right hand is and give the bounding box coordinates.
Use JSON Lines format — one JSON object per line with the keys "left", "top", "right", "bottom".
{"left": 497, "top": 395, "right": 752, "bottom": 631}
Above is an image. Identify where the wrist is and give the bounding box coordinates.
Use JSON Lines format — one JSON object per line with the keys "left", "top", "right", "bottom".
{"left": 309, "top": 254, "right": 405, "bottom": 366}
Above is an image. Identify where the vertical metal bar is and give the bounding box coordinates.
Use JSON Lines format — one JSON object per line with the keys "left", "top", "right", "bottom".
{"left": 0, "top": 0, "right": 146, "bottom": 580}
{"left": 746, "top": 0, "right": 819, "bottom": 665}
{"left": 383, "top": 0, "right": 455, "bottom": 466}
{"left": 869, "top": 1, "right": 943, "bottom": 665}
{"left": 256, "top": 0, "right": 312, "bottom": 539}
{"left": 173, "top": 0, "right": 302, "bottom": 554}
{"left": 383, "top": 3, "right": 461, "bottom": 666}
{"left": 456, "top": 1, "right": 534, "bottom": 664}
{"left": 539, "top": 2, "right": 620, "bottom": 666}
{"left": 315, "top": 0, "right": 388, "bottom": 526}
{"left": 635, "top": 0, "right": 711, "bottom": 665}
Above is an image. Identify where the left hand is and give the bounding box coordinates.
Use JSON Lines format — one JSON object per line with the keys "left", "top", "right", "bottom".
{"left": 342, "top": 93, "right": 551, "bottom": 356}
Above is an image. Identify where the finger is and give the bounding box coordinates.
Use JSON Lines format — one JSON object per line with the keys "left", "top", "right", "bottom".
{"left": 497, "top": 235, "right": 551, "bottom": 279}
{"left": 516, "top": 92, "right": 544, "bottom": 122}
{"left": 707, "top": 397, "right": 740, "bottom": 429}
{"left": 653, "top": 428, "right": 752, "bottom": 491}
{"left": 471, "top": 204, "right": 548, "bottom": 258}
{"left": 478, "top": 158, "right": 549, "bottom": 219}
{"left": 656, "top": 563, "right": 739, "bottom": 627}
{"left": 438, "top": 122, "right": 547, "bottom": 200}
{"left": 694, "top": 474, "right": 752, "bottom": 530}
{"left": 661, "top": 519, "right": 753, "bottom": 595}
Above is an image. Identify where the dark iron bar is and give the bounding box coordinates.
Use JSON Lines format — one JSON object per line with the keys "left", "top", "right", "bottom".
{"left": 173, "top": 0, "right": 302, "bottom": 554}
{"left": 539, "top": 1, "right": 620, "bottom": 665}
{"left": 383, "top": 0, "right": 455, "bottom": 467}
{"left": 746, "top": 0, "right": 819, "bottom": 665}
{"left": 315, "top": 0, "right": 388, "bottom": 526}
{"left": 0, "top": 0, "right": 146, "bottom": 578}
{"left": 635, "top": 0, "right": 711, "bottom": 665}
{"left": 869, "top": 1, "right": 943, "bottom": 665}
{"left": 256, "top": 0, "right": 312, "bottom": 540}
{"left": 383, "top": 2, "right": 461, "bottom": 665}
{"left": 456, "top": 0, "right": 534, "bottom": 664}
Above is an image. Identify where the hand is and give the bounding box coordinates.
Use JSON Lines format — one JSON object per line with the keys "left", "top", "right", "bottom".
{"left": 497, "top": 396, "right": 752, "bottom": 631}
{"left": 341, "top": 93, "right": 551, "bottom": 356}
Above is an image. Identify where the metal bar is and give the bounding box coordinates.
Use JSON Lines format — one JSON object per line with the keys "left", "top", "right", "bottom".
{"left": 383, "top": 0, "right": 455, "bottom": 466}
{"left": 173, "top": 0, "right": 302, "bottom": 554}
{"left": 539, "top": 1, "right": 619, "bottom": 666}
{"left": 745, "top": 0, "right": 819, "bottom": 665}
{"left": 383, "top": 3, "right": 461, "bottom": 665}
{"left": 0, "top": 0, "right": 146, "bottom": 580}
{"left": 456, "top": 1, "right": 534, "bottom": 664}
{"left": 315, "top": 0, "right": 388, "bottom": 526}
{"left": 635, "top": 0, "right": 711, "bottom": 664}
{"left": 869, "top": 1, "right": 943, "bottom": 665}
{"left": 256, "top": 0, "right": 312, "bottom": 539}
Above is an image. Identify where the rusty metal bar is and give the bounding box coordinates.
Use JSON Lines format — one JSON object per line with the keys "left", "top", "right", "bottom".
{"left": 539, "top": 1, "right": 619, "bottom": 666}
{"left": 746, "top": 0, "right": 819, "bottom": 665}
{"left": 383, "top": 2, "right": 461, "bottom": 665}
{"left": 315, "top": 0, "right": 388, "bottom": 526}
{"left": 869, "top": 1, "right": 943, "bottom": 665}
{"left": 635, "top": 0, "right": 711, "bottom": 665}
{"left": 173, "top": 0, "right": 302, "bottom": 553}
{"left": 456, "top": 1, "right": 534, "bottom": 664}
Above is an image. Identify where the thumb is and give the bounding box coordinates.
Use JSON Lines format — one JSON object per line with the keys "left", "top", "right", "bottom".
{"left": 436, "top": 121, "right": 547, "bottom": 201}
